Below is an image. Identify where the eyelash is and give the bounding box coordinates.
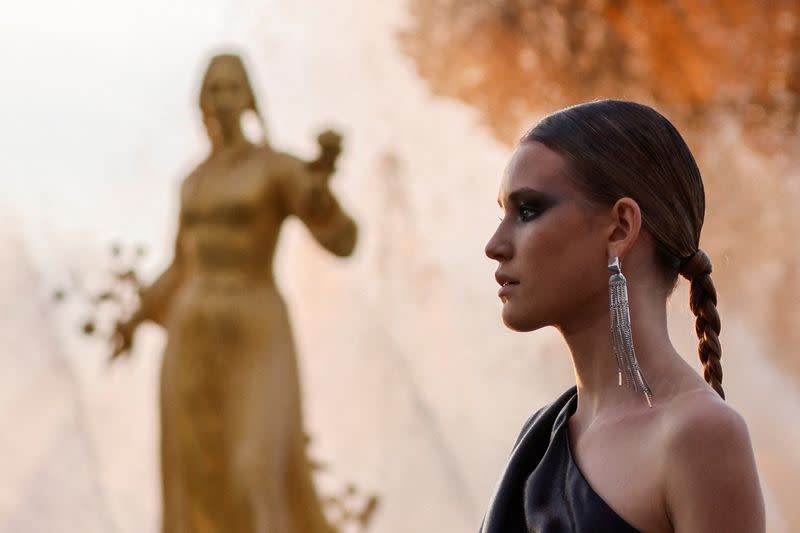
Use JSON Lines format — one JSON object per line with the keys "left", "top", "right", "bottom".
{"left": 518, "top": 205, "right": 541, "bottom": 222}
{"left": 498, "top": 204, "right": 543, "bottom": 223}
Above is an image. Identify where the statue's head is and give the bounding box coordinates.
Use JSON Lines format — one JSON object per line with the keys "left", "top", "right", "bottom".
{"left": 199, "top": 53, "right": 262, "bottom": 142}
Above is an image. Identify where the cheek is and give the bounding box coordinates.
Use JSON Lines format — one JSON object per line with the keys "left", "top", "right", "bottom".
{"left": 517, "top": 217, "right": 607, "bottom": 305}
{"left": 233, "top": 90, "right": 251, "bottom": 109}
{"left": 520, "top": 220, "right": 600, "bottom": 274}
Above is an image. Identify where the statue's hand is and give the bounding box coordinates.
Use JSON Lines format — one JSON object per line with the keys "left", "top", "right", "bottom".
{"left": 317, "top": 129, "right": 342, "bottom": 153}
{"left": 308, "top": 129, "right": 343, "bottom": 175}
{"left": 110, "top": 317, "right": 137, "bottom": 361}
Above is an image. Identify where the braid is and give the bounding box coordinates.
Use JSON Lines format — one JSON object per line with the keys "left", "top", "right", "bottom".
{"left": 680, "top": 250, "right": 725, "bottom": 399}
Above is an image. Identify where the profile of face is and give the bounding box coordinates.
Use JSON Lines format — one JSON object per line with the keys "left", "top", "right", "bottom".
{"left": 200, "top": 56, "right": 254, "bottom": 130}
{"left": 485, "top": 142, "right": 612, "bottom": 332}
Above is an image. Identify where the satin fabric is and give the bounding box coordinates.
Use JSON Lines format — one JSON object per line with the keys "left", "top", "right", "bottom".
{"left": 480, "top": 387, "right": 640, "bottom": 533}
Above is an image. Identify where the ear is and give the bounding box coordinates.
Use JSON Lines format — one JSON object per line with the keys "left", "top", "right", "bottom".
{"left": 606, "top": 197, "right": 642, "bottom": 262}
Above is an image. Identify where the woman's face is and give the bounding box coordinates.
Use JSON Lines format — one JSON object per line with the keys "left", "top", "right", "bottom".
{"left": 202, "top": 59, "right": 251, "bottom": 127}
{"left": 485, "top": 142, "right": 611, "bottom": 332}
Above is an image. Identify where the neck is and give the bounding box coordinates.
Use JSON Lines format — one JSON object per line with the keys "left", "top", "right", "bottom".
{"left": 217, "top": 124, "right": 248, "bottom": 149}
{"left": 558, "top": 276, "right": 677, "bottom": 420}
{"left": 204, "top": 113, "right": 251, "bottom": 152}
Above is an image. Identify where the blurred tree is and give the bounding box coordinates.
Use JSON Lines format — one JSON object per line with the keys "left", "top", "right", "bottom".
{"left": 400, "top": 0, "right": 800, "bottom": 147}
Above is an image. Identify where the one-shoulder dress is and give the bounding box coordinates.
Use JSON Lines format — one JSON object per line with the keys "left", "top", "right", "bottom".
{"left": 480, "top": 387, "right": 640, "bottom": 533}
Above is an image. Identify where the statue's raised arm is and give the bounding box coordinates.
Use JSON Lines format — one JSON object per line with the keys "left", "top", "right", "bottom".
{"left": 276, "top": 129, "right": 357, "bottom": 257}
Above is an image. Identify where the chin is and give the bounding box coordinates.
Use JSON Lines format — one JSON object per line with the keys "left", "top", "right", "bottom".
{"left": 501, "top": 307, "right": 546, "bottom": 332}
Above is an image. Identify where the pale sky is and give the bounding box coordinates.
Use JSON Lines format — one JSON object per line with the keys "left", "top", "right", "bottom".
{"left": 0, "top": 0, "right": 254, "bottom": 271}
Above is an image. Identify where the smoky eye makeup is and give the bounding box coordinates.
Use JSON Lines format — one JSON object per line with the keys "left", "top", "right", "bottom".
{"left": 507, "top": 188, "right": 558, "bottom": 221}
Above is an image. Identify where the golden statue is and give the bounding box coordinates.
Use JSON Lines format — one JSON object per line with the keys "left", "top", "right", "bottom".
{"left": 112, "top": 53, "right": 357, "bottom": 533}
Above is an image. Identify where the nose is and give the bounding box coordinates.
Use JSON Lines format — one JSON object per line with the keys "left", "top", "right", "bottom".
{"left": 214, "top": 94, "right": 234, "bottom": 113}
{"left": 485, "top": 222, "right": 512, "bottom": 262}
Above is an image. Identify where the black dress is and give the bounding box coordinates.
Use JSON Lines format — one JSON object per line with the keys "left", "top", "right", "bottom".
{"left": 480, "top": 387, "right": 640, "bottom": 533}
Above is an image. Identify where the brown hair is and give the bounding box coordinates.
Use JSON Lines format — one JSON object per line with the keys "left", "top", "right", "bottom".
{"left": 523, "top": 100, "right": 724, "bottom": 398}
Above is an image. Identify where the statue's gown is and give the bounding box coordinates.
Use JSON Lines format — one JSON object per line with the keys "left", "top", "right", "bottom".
{"left": 158, "top": 147, "right": 355, "bottom": 533}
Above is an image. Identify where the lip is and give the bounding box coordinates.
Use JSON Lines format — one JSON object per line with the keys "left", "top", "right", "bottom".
{"left": 495, "top": 272, "right": 519, "bottom": 298}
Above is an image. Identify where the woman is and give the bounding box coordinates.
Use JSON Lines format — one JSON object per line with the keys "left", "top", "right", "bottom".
{"left": 482, "top": 100, "right": 764, "bottom": 532}
{"left": 112, "top": 53, "right": 355, "bottom": 532}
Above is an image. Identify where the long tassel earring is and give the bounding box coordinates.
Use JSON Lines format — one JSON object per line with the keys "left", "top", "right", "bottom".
{"left": 608, "top": 257, "right": 654, "bottom": 407}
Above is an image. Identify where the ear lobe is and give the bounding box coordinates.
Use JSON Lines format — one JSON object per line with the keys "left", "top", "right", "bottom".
{"left": 606, "top": 197, "right": 642, "bottom": 261}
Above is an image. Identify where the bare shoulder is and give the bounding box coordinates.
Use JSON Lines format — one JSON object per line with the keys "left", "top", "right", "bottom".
{"left": 263, "top": 149, "right": 305, "bottom": 176}
{"left": 662, "top": 388, "right": 749, "bottom": 453}
{"left": 659, "top": 389, "right": 765, "bottom": 532}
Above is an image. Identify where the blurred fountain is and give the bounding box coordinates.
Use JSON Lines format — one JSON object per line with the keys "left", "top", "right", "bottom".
{"left": 0, "top": 220, "right": 115, "bottom": 532}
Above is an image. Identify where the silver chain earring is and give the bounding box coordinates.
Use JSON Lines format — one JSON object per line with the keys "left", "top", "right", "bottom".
{"left": 608, "top": 257, "right": 654, "bottom": 407}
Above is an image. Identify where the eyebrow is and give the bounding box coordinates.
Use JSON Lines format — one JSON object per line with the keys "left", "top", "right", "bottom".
{"left": 498, "top": 187, "right": 558, "bottom": 208}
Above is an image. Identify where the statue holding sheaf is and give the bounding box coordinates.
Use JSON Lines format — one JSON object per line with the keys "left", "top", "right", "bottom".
{"left": 112, "top": 52, "right": 357, "bottom": 533}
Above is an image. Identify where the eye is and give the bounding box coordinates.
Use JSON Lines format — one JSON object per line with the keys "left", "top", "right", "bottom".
{"left": 518, "top": 204, "right": 541, "bottom": 222}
